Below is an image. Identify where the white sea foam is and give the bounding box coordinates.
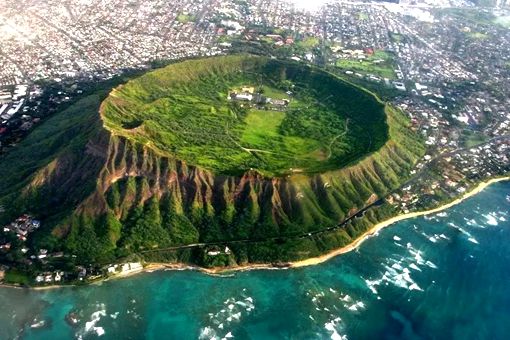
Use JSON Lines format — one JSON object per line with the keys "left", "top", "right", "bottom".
{"left": 409, "top": 263, "right": 421, "bottom": 271}
{"left": 201, "top": 294, "right": 254, "bottom": 339}
{"left": 391, "top": 263, "right": 404, "bottom": 271}
{"left": 77, "top": 304, "right": 108, "bottom": 339}
{"left": 94, "top": 327, "right": 105, "bottom": 336}
{"left": 468, "top": 237, "right": 479, "bottom": 244}
{"left": 465, "top": 218, "right": 477, "bottom": 226}
{"left": 435, "top": 212, "right": 448, "bottom": 218}
{"left": 425, "top": 261, "right": 437, "bottom": 269}
{"left": 199, "top": 326, "right": 217, "bottom": 340}
{"left": 346, "top": 301, "right": 365, "bottom": 311}
{"left": 484, "top": 213, "right": 499, "bottom": 226}
{"left": 449, "top": 223, "right": 481, "bottom": 243}
{"left": 85, "top": 306, "right": 106, "bottom": 332}
{"left": 340, "top": 294, "right": 352, "bottom": 302}
{"left": 409, "top": 249, "right": 425, "bottom": 266}
{"left": 365, "top": 278, "right": 381, "bottom": 294}
{"left": 324, "top": 317, "right": 347, "bottom": 340}
{"left": 408, "top": 283, "right": 423, "bottom": 291}
{"left": 347, "top": 304, "right": 358, "bottom": 311}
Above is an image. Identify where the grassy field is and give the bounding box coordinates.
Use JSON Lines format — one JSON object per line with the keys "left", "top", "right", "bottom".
{"left": 176, "top": 13, "right": 194, "bottom": 23}
{"left": 102, "top": 55, "right": 388, "bottom": 176}
{"left": 297, "top": 37, "right": 320, "bottom": 50}
{"left": 335, "top": 50, "right": 396, "bottom": 79}
{"left": 468, "top": 31, "right": 488, "bottom": 40}
{"left": 242, "top": 109, "right": 286, "bottom": 143}
{"left": 240, "top": 109, "right": 323, "bottom": 171}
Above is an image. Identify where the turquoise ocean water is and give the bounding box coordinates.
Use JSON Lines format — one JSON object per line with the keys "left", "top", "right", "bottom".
{"left": 1, "top": 181, "right": 509, "bottom": 340}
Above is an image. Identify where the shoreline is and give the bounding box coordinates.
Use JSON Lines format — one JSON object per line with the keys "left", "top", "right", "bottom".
{"left": 2, "top": 176, "right": 508, "bottom": 289}
{"left": 289, "top": 176, "right": 510, "bottom": 268}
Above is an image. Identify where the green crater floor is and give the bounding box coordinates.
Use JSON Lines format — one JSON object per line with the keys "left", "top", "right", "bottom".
{"left": 102, "top": 55, "right": 388, "bottom": 176}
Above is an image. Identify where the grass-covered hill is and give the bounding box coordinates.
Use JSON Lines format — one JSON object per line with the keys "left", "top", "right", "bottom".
{"left": 0, "top": 55, "right": 425, "bottom": 267}
{"left": 102, "top": 55, "right": 388, "bottom": 177}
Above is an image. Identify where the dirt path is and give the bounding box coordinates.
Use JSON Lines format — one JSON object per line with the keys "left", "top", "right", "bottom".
{"left": 326, "top": 119, "right": 349, "bottom": 159}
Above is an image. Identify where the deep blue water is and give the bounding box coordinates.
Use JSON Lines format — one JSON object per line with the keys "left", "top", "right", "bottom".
{"left": 1, "top": 182, "right": 509, "bottom": 340}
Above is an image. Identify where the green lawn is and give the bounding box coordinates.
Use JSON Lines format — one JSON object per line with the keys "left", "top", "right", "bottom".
{"left": 242, "top": 109, "right": 286, "bottom": 143}
{"left": 336, "top": 50, "right": 396, "bottom": 79}
{"left": 468, "top": 31, "right": 488, "bottom": 40}
{"left": 176, "top": 13, "right": 194, "bottom": 23}
{"left": 358, "top": 12, "right": 368, "bottom": 21}
{"left": 462, "top": 131, "right": 489, "bottom": 148}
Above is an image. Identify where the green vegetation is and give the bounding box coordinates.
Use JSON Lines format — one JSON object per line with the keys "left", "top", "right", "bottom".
{"left": 439, "top": 8, "right": 495, "bottom": 26}
{"left": 297, "top": 37, "right": 320, "bottom": 50}
{"left": 358, "top": 12, "right": 368, "bottom": 21}
{"left": 494, "top": 15, "right": 510, "bottom": 28}
{"left": 4, "top": 269, "right": 30, "bottom": 285}
{"left": 0, "top": 93, "right": 104, "bottom": 226}
{"left": 335, "top": 50, "right": 396, "bottom": 79}
{"left": 0, "top": 54, "right": 425, "bottom": 270}
{"left": 176, "top": 13, "right": 195, "bottom": 23}
{"left": 102, "top": 55, "right": 388, "bottom": 176}
{"left": 467, "top": 31, "right": 488, "bottom": 40}
{"left": 460, "top": 129, "right": 489, "bottom": 148}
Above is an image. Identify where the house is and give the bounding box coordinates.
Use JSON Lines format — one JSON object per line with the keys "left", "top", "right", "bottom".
{"left": 235, "top": 93, "right": 253, "bottom": 101}
{"left": 54, "top": 272, "right": 63, "bottom": 282}
{"left": 268, "top": 98, "right": 289, "bottom": 107}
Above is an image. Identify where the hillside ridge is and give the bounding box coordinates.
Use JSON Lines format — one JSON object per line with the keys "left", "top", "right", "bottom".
{"left": 0, "top": 56, "right": 425, "bottom": 267}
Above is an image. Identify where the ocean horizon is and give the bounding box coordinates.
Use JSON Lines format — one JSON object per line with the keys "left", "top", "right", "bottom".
{"left": 1, "top": 181, "right": 509, "bottom": 340}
